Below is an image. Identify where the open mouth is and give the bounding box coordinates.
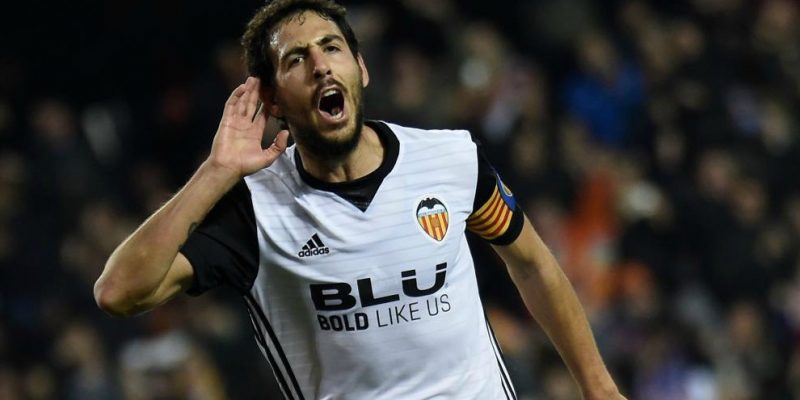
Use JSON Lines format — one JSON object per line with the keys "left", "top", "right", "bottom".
{"left": 318, "top": 88, "right": 345, "bottom": 120}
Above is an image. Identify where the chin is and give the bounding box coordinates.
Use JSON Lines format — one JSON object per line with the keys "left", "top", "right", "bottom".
{"left": 294, "top": 113, "right": 363, "bottom": 161}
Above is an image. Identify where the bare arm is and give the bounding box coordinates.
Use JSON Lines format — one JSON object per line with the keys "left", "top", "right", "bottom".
{"left": 492, "top": 216, "right": 625, "bottom": 400}
{"left": 94, "top": 77, "right": 288, "bottom": 317}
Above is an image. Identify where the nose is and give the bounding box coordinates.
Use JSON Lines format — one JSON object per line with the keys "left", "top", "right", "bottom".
{"left": 310, "top": 48, "right": 331, "bottom": 80}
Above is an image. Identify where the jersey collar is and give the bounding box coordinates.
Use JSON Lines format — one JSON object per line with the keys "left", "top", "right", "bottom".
{"left": 294, "top": 120, "right": 400, "bottom": 211}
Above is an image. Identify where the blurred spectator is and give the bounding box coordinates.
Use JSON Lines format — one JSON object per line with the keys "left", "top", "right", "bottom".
{"left": 119, "top": 330, "right": 224, "bottom": 400}
{"left": 54, "top": 321, "right": 117, "bottom": 399}
{"left": 563, "top": 31, "right": 645, "bottom": 147}
{"left": 3, "top": 0, "right": 800, "bottom": 398}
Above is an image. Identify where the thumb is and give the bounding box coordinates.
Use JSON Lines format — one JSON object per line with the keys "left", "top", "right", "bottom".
{"left": 263, "top": 129, "right": 290, "bottom": 159}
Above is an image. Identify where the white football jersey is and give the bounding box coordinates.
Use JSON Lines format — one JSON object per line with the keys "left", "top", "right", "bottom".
{"left": 181, "top": 121, "right": 523, "bottom": 400}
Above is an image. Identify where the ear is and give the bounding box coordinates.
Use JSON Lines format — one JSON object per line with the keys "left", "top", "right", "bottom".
{"left": 260, "top": 86, "right": 284, "bottom": 118}
{"left": 357, "top": 54, "right": 369, "bottom": 88}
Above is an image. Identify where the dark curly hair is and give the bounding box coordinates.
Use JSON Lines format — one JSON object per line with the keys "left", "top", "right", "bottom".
{"left": 241, "top": 0, "right": 360, "bottom": 88}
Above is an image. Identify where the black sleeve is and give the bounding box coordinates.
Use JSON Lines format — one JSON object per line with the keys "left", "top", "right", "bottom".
{"left": 466, "top": 142, "right": 524, "bottom": 246}
{"left": 179, "top": 180, "right": 259, "bottom": 296}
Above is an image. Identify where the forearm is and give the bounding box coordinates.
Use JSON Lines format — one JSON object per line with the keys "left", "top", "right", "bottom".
{"left": 94, "top": 161, "right": 237, "bottom": 315}
{"left": 494, "top": 217, "right": 620, "bottom": 399}
{"left": 508, "top": 255, "right": 617, "bottom": 398}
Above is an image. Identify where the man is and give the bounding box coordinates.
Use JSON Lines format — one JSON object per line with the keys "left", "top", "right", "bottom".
{"left": 94, "top": 1, "right": 625, "bottom": 399}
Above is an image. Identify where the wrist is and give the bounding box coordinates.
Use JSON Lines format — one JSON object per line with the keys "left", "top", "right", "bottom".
{"left": 582, "top": 381, "right": 621, "bottom": 400}
{"left": 195, "top": 160, "right": 241, "bottom": 193}
{"left": 577, "top": 369, "right": 620, "bottom": 399}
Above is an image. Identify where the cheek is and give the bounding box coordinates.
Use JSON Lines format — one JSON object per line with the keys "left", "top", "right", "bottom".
{"left": 349, "top": 75, "right": 365, "bottom": 103}
{"left": 275, "top": 85, "right": 308, "bottom": 112}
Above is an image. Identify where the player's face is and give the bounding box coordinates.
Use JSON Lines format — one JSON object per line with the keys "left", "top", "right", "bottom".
{"left": 268, "top": 12, "right": 369, "bottom": 160}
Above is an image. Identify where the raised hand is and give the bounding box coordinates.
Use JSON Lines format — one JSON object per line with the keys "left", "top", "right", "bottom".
{"left": 207, "top": 76, "right": 289, "bottom": 180}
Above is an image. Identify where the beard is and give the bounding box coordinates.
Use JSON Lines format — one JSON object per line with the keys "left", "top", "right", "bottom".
{"left": 290, "top": 85, "right": 365, "bottom": 163}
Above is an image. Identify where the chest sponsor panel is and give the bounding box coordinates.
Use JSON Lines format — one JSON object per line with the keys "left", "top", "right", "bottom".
{"left": 310, "top": 262, "right": 453, "bottom": 332}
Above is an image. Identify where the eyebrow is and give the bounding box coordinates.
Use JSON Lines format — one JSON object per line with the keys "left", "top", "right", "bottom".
{"left": 280, "top": 34, "right": 346, "bottom": 64}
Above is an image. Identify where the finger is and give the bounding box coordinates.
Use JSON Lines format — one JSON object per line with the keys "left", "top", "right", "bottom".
{"left": 237, "top": 77, "right": 254, "bottom": 116}
{"left": 226, "top": 84, "right": 247, "bottom": 108}
{"left": 245, "top": 77, "right": 261, "bottom": 118}
{"left": 251, "top": 100, "right": 263, "bottom": 123}
{"left": 252, "top": 105, "right": 267, "bottom": 130}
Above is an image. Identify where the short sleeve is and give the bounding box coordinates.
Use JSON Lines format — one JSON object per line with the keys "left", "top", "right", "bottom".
{"left": 466, "top": 143, "right": 524, "bottom": 246}
{"left": 179, "top": 180, "right": 259, "bottom": 296}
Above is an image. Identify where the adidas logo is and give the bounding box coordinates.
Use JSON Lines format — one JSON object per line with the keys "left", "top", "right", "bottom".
{"left": 298, "top": 233, "right": 330, "bottom": 258}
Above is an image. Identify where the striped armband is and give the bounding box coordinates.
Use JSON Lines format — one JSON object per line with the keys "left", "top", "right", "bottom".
{"left": 467, "top": 174, "right": 523, "bottom": 244}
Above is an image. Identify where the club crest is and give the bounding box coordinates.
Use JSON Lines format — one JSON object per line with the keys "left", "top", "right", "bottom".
{"left": 416, "top": 197, "right": 449, "bottom": 242}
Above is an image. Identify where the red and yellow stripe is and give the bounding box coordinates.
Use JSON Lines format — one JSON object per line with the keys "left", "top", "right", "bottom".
{"left": 467, "top": 185, "right": 513, "bottom": 240}
{"left": 418, "top": 212, "right": 449, "bottom": 241}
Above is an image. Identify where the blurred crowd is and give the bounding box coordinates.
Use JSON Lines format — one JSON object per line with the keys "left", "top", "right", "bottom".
{"left": 2, "top": 0, "right": 800, "bottom": 399}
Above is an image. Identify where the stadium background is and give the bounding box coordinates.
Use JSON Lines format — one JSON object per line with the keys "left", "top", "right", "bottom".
{"left": 2, "top": 0, "right": 800, "bottom": 398}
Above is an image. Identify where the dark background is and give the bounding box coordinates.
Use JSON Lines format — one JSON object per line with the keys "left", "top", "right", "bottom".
{"left": 2, "top": 0, "right": 800, "bottom": 399}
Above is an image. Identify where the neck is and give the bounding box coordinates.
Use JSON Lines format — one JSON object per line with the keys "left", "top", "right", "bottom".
{"left": 297, "top": 124, "right": 384, "bottom": 183}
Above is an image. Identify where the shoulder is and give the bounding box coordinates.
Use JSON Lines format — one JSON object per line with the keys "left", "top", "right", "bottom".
{"left": 378, "top": 121, "right": 479, "bottom": 173}
{"left": 383, "top": 121, "right": 475, "bottom": 145}
{"left": 382, "top": 121, "right": 477, "bottom": 167}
